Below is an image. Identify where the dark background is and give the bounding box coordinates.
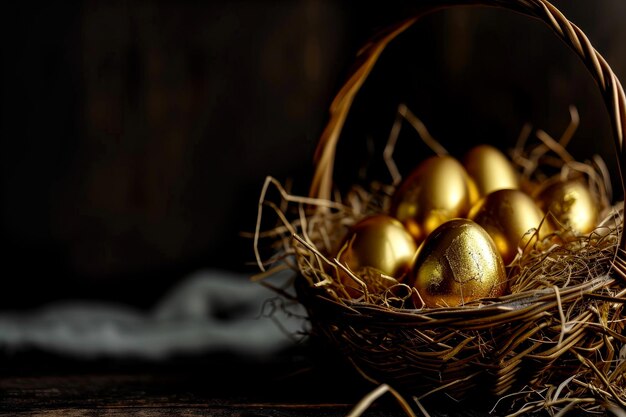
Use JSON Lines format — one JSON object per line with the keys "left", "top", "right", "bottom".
{"left": 2, "top": 1, "right": 625, "bottom": 310}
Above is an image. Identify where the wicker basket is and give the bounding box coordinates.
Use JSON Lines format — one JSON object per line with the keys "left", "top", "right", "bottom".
{"left": 269, "top": 0, "right": 626, "bottom": 414}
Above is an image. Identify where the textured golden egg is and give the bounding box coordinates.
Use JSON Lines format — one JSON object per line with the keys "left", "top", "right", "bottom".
{"left": 535, "top": 178, "right": 598, "bottom": 234}
{"left": 468, "top": 189, "right": 550, "bottom": 264}
{"left": 391, "top": 156, "right": 472, "bottom": 244}
{"left": 464, "top": 145, "right": 520, "bottom": 196}
{"left": 409, "top": 219, "right": 507, "bottom": 308}
{"left": 338, "top": 214, "right": 418, "bottom": 282}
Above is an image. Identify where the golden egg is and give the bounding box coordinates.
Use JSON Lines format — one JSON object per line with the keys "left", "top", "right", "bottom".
{"left": 464, "top": 145, "right": 520, "bottom": 196}
{"left": 466, "top": 174, "right": 481, "bottom": 207}
{"left": 338, "top": 214, "right": 418, "bottom": 285}
{"left": 468, "top": 189, "right": 550, "bottom": 264}
{"left": 391, "top": 156, "right": 472, "bottom": 244}
{"left": 535, "top": 178, "right": 598, "bottom": 234}
{"left": 409, "top": 219, "right": 507, "bottom": 308}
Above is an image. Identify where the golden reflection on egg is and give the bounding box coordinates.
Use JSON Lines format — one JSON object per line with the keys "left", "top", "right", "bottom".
{"left": 468, "top": 189, "right": 550, "bottom": 264}
{"left": 535, "top": 178, "right": 598, "bottom": 234}
{"left": 466, "top": 175, "right": 481, "bottom": 208}
{"left": 338, "top": 215, "right": 418, "bottom": 290}
{"left": 409, "top": 219, "right": 507, "bottom": 308}
{"left": 464, "top": 145, "right": 520, "bottom": 196}
{"left": 391, "top": 156, "right": 472, "bottom": 244}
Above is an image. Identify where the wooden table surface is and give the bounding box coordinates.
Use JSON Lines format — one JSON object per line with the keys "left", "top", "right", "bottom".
{"left": 0, "top": 347, "right": 532, "bottom": 416}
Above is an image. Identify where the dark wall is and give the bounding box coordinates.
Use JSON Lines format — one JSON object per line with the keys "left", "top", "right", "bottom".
{"left": 2, "top": 1, "right": 625, "bottom": 308}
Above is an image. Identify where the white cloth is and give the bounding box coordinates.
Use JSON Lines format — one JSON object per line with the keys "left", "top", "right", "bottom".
{"left": 0, "top": 269, "right": 306, "bottom": 359}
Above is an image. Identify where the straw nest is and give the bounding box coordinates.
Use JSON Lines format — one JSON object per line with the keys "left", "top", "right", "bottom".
{"left": 254, "top": 1, "right": 626, "bottom": 415}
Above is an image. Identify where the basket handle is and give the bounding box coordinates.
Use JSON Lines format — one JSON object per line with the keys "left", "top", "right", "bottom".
{"left": 309, "top": 0, "right": 626, "bottom": 252}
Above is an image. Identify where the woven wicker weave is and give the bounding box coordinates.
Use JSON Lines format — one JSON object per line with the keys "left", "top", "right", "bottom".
{"left": 279, "top": 0, "right": 626, "bottom": 413}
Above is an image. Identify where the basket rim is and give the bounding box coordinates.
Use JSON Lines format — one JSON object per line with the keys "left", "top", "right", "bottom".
{"left": 296, "top": 270, "right": 620, "bottom": 329}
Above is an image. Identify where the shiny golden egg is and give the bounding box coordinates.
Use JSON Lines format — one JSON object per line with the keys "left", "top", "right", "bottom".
{"left": 409, "top": 219, "right": 507, "bottom": 308}
{"left": 464, "top": 145, "right": 520, "bottom": 196}
{"left": 468, "top": 189, "right": 550, "bottom": 264}
{"left": 466, "top": 174, "right": 481, "bottom": 207}
{"left": 338, "top": 214, "right": 418, "bottom": 283}
{"left": 391, "top": 156, "right": 472, "bottom": 244}
{"left": 535, "top": 178, "right": 598, "bottom": 234}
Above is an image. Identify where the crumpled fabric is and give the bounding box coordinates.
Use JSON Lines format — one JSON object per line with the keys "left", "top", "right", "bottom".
{"left": 0, "top": 269, "right": 306, "bottom": 359}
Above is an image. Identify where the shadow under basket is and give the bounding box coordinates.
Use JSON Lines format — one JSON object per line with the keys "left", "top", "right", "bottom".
{"left": 272, "top": 0, "right": 626, "bottom": 414}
